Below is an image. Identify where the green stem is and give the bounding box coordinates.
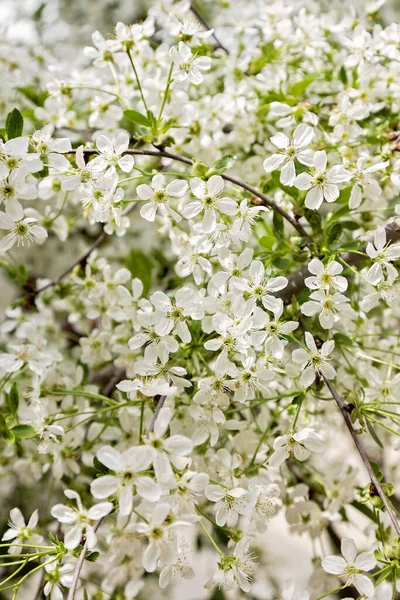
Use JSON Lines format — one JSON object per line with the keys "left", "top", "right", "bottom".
{"left": 313, "top": 587, "right": 344, "bottom": 600}
{"left": 139, "top": 401, "right": 145, "bottom": 444}
{"left": 198, "top": 520, "right": 225, "bottom": 557}
{"left": 127, "top": 50, "right": 150, "bottom": 114}
{"left": 158, "top": 62, "right": 174, "bottom": 121}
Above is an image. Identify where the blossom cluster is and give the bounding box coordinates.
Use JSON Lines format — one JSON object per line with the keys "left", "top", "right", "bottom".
{"left": 1, "top": 0, "right": 400, "bottom": 599}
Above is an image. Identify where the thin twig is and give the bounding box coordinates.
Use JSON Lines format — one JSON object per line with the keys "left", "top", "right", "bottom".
{"left": 29, "top": 146, "right": 313, "bottom": 297}
{"left": 34, "top": 232, "right": 107, "bottom": 295}
{"left": 66, "top": 147, "right": 313, "bottom": 239}
{"left": 190, "top": 3, "right": 229, "bottom": 54}
{"left": 67, "top": 518, "right": 103, "bottom": 600}
{"left": 323, "top": 376, "right": 400, "bottom": 535}
{"left": 146, "top": 395, "right": 166, "bottom": 433}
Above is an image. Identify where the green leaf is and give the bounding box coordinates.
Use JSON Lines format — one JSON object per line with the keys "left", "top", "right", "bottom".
{"left": 93, "top": 456, "right": 110, "bottom": 475}
{"left": 369, "top": 460, "right": 383, "bottom": 482}
{"left": 272, "top": 210, "right": 284, "bottom": 238}
{"left": 17, "top": 86, "right": 49, "bottom": 107}
{"left": 5, "top": 108, "right": 24, "bottom": 139}
{"left": 366, "top": 420, "right": 384, "bottom": 449}
{"left": 326, "top": 222, "right": 343, "bottom": 245}
{"left": 207, "top": 154, "right": 237, "bottom": 176}
{"left": 10, "top": 425, "right": 36, "bottom": 439}
{"left": 259, "top": 235, "right": 276, "bottom": 251}
{"left": 0, "top": 414, "right": 15, "bottom": 444}
{"left": 341, "top": 220, "right": 360, "bottom": 231}
{"left": 85, "top": 551, "right": 99, "bottom": 562}
{"left": 192, "top": 161, "right": 209, "bottom": 179}
{"left": 338, "top": 240, "right": 364, "bottom": 252}
{"left": 123, "top": 109, "right": 151, "bottom": 127}
{"left": 304, "top": 208, "right": 322, "bottom": 232}
{"left": 288, "top": 73, "right": 320, "bottom": 97}
{"left": 124, "top": 249, "right": 153, "bottom": 296}
{"left": 7, "top": 382, "right": 19, "bottom": 418}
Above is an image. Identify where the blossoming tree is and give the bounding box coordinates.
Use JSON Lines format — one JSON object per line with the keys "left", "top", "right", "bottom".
{"left": 1, "top": 0, "right": 400, "bottom": 598}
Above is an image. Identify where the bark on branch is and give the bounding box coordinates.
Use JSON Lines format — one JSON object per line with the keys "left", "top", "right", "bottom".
{"left": 324, "top": 376, "right": 400, "bottom": 536}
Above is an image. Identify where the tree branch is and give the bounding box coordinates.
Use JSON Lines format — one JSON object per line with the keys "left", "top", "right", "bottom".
{"left": 277, "top": 217, "right": 400, "bottom": 302}
{"left": 67, "top": 147, "right": 313, "bottom": 238}
{"left": 147, "top": 395, "right": 166, "bottom": 433}
{"left": 67, "top": 518, "right": 103, "bottom": 600}
{"left": 323, "top": 376, "right": 400, "bottom": 536}
{"left": 190, "top": 3, "right": 229, "bottom": 54}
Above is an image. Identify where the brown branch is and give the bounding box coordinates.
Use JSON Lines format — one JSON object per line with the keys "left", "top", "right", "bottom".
{"left": 67, "top": 518, "right": 103, "bottom": 600}
{"left": 34, "top": 231, "right": 107, "bottom": 295}
{"left": 323, "top": 376, "right": 400, "bottom": 536}
{"left": 147, "top": 395, "right": 166, "bottom": 433}
{"left": 68, "top": 147, "right": 312, "bottom": 237}
{"left": 29, "top": 146, "right": 313, "bottom": 297}
{"left": 277, "top": 217, "right": 400, "bottom": 302}
{"left": 190, "top": 3, "right": 229, "bottom": 54}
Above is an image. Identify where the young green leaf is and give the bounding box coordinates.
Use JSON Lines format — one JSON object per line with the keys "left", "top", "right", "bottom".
{"left": 5, "top": 108, "right": 24, "bottom": 139}
{"left": 10, "top": 425, "right": 36, "bottom": 439}
{"left": 207, "top": 154, "right": 237, "bottom": 176}
{"left": 123, "top": 109, "right": 151, "bottom": 127}
{"left": 7, "top": 382, "right": 19, "bottom": 418}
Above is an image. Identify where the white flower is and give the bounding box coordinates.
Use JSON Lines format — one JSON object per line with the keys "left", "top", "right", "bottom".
{"left": 230, "top": 199, "right": 267, "bottom": 243}
{"left": 292, "top": 332, "right": 336, "bottom": 387}
{"left": 248, "top": 483, "right": 281, "bottom": 530}
{"left": 90, "top": 445, "right": 161, "bottom": 515}
{"left": 269, "top": 428, "right": 326, "bottom": 467}
{"left": 182, "top": 175, "right": 237, "bottom": 232}
{"left": 281, "top": 579, "right": 310, "bottom": 600}
{"left": 360, "top": 276, "right": 398, "bottom": 311}
{"left": 210, "top": 247, "right": 254, "bottom": 290}
{"left": 231, "top": 260, "right": 287, "bottom": 312}
{"left": 83, "top": 30, "right": 120, "bottom": 66}
{"left": 263, "top": 123, "right": 314, "bottom": 186}
{"left": 366, "top": 226, "right": 400, "bottom": 284}
{"left": 305, "top": 258, "right": 348, "bottom": 292}
{"left": 294, "top": 151, "right": 352, "bottom": 210}
{"left": 136, "top": 503, "right": 193, "bottom": 572}
{"left": 30, "top": 124, "right": 71, "bottom": 169}
{"left": 0, "top": 136, "right": 42, "bottom": 178}
{"left": 43, "top": 561, "right": 75, "bottom": 600}
{"left": 301, "top": 290, "right": 353, "bottom": 329}
{"left": 90, "top": 132, "right": 135, "bottom": 175}
{"left": 142, "top": 406, "right": 193, "bottom": 488}
{"left": 251, "top": 304, "right": 298, "bottom": 358}
{"left": 204, "top": 537, "right": 256, "bottom": 593}
{"left": 0, "top": 204, "right": 47, "bottom": 253}
{"left": 349, "top": 158, "right": 388, "bottom": 209}
{"left": 137, "top": 174, "right": 187, "bottom": 222}
{"left": 170, "top": 42, "right": 212, "bottom": 84}
{"left": 150, "top": 288, "right": 195, "bottom": 343}
{"left": 0, "top": 170, "right": 37, "bottom": 216}
{"left": 322, "top": 537, "right": 376, "bottom": 598}
{"left": 205, "top": 484, "right": 254, "bottom": 527}
{"left": 226, "top": 352, "right": 275, "bottom": 403}
{"left": 51, "top": 490, "right": 112, "bottom": 550}
{"left": 2, "top": 508, "right": 43, "bottom": 554}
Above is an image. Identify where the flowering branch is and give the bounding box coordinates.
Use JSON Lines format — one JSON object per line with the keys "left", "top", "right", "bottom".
{"left": 67, "top": 518, "right": 103, "bottom": 600}
{"left": 147, "top": 395, "right": 167, "bottom": 433}
{"left": 190, "top": 3, "right": 230, "bottom": 54}
{"left": 324, "top": 377, "right": 400, "bottom": 536}
{"left": 278, "top": 217, "right": 400, "bottom": 302}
